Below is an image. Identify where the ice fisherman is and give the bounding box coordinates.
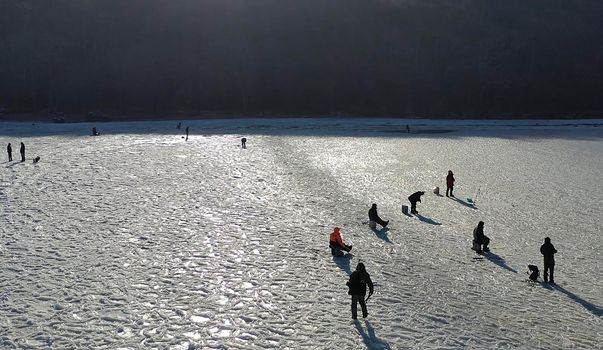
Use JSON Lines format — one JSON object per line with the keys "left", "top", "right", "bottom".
{"left": 19, "top": 142, "right": 25, "bottom": 162}
{"left": 407, "top": 191, "right": 425, "bottom": 215}
{"left": 329, "top": 227, "right": 352, "bottom": 257}
{"left": 185, "top": 126, "right": 189, "bottom": 141}
{"left": 368, "top": 204, "right": 388, "bottom": 229}
{"left": 177, "top": 122, "right": 181, "bottom": 129}
{"left": 6, "top": 143, "right": 12, "bottom": 162}
{"left": 446, "top": 170, "right": 455, "bottom": 197}
{"left": 540, "top": 237, "right": 558, "bottom": 283}
{"left": 472, "top": 221, "right": 490, "bottom": 253}
{"left": 241, "top": 137, "right": 247, "bottom": 149}
{"left": 92, "top": 127, "right": 99, "bottom": 136}
{"left": 346, "top": 262, "right": 374, "bottom": 320}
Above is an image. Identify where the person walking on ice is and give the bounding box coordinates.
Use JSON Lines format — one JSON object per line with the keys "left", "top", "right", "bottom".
{"left": 329, "top": 227, "right": 352, "bottom": 257}
{"left": 446, "top": 170, "right": 455, "bottom": 197}
{"left": 346, "top": 262, "right": 374, "bottom": 319}
{"left": 540, "top": 237, "right": 558, "bottom": 283}
{"left": 407, "top": 191, "right": 425, "bottom": 215}
{"left": 19, "top": 142, "right": 25, "bottom": 162}
{"left": 241, "top": 137, "right": 247, "bottom": 149}
{"left": 185, "top": 126, "right": 189, "bottom": 141}
{"left": 368, "top": 203, "right": 388, "bottom": 229}
{"left": 472, "top": 221, "right": 490, "bottom": 253}
{"left": 6, "top": 143, "right": 12, "bottom": 162}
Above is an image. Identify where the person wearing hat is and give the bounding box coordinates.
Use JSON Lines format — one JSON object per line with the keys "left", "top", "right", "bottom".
{"left": 368, "top": 203, "right": 389, "bottom": 229}
{"left": 346, "top": 262, "right": 374, "bottom": 319}
{"left": 540, "top": 237, "right": 558, "bottom": 283}
{"left": 329, "top": 227, "right": 352, "bottom": 257}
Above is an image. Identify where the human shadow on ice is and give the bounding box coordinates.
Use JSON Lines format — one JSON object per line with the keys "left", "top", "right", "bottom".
{"left": 333, "top": 254, "right": 353, "bottom": 275}
{"left": 482, "top": 252, "right": 517, "bottom": 273}
{"left": 355, "top": 320, "right": 392, "bottom": 350}
{"left": 551, "top": 284, "right": 603, "bottom": 317}
{"left": 371, "top": 227, "right": 392, "bottom": 243}
{"left": 450, "top": 196, "right": 477, "bottom": 209}
{"left": 414, "top": 213, "right": 441, "bottom": 225}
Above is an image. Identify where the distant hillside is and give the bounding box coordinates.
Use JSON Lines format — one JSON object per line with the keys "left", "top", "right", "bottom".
{"left": 1, "top": 0, "right": 602, "bottom": 118}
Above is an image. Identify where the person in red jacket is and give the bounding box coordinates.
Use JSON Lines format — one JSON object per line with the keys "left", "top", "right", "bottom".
{"left": 329, "top": 227, "right": 352, "bottom": 257}
{"left": 446, "top": 170, "right": 455, "bottom": 197}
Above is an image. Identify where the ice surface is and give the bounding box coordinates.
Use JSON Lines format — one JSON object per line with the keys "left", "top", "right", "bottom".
{"left": 0, "top": 119, "right": 602, "bottom": 349}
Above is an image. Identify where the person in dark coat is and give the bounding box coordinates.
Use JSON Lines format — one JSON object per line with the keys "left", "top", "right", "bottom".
{"left": 346, "top": 262, "right": 374, "bottom": 319}
{"left": 241, "top": 137, "right": 247, "bottom": 149}
{"left": 540, "top": 237, "right": 558, "bottom": 283}
{"left": 368, "top": 204, "right": 388, "bottom": 228}
{"left": 6, "top": 143, "right": 12, "bottom": 162}
{"left": 472, "top": 221, "right": 490, "bottom": 253}
{"left": 91, "top": 127, "right": 99, "bottom": 136}
{"left": 407, "top": 191, "right": 425, "bottom": 214}
{"left": 446, "top": 170, "right": 455, "bottom": 197}
{"left": 19, "top": 142, "right": 25, "bottom": 162}
{"left": 185, "top": 126, "right": 189, "bottom": 141}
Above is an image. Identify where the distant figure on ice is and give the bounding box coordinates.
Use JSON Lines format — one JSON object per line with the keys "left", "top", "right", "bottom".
{"left": 540, "top": 237, "right": 557, "bottom": 283}
{"left": 329, "top": 227, "right": 352, "bottom": 257}
{"left": 347, "top": 262, "right": 374, "bottom": 320}
{"left": 446, "top": 170, "right": 455, "bottom": 197}
{"left": 6, "top": 143, "right": 12, "bottom": 162}
{"left": 472, "top": 221, "right": 490, "bottom": 253}
{"left": 19, "top": 142, "right": 25, "bottom": 162}
{"left": 91, "top": 127, "right": 99, "bottom": 136}
{"left": 368, "top": 204, "right": 388, "bottom": 229}
{"left": 32, "top": 156, "right": 40, "bottom": 164}
{"left": 527, "top": 265, "right": 539, "bottom": 282}
{"left": 241, "top": 137, "right": 247, "bottom": 149}
{"left": 185, "top": 126, "right": 189, "bottom": 141}
{"left": 177, "top": 122, "right": 181, "bottom": 129}
{"left": 407, "top": 191, "right": 424, "bottom": 215}
{"left": 406, "top": 124, "right": 410, "bottom": 133}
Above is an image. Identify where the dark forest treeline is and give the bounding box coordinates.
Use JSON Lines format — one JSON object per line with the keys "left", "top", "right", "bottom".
{"left": 1, "top": 0, "right": 602, "bottom": 118}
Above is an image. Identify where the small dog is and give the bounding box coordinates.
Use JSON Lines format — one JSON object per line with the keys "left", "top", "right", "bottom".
{"left": 32, "top": 156, "right": 40, "bottom": 163}
{"left": 527, "top": 265, "right": 539, "bottom": 282}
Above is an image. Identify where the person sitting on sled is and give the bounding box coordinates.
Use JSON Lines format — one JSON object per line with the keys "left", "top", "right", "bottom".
{"left": 329, "top": 227, "right": 352, "bottom": 257}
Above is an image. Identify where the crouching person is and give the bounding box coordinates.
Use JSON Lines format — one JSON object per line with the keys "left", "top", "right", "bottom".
{"left": 347, "top": 263, "right": 374, "bottom": 320}
{"left": 472, "top": 221, "right": 490, "bottom": 253}
{"left": 329, "top": 227, "right": 352, "bottom": 257}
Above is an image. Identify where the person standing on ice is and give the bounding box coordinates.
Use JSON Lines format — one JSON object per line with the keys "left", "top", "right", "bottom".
{"left": 19, "top": 142, "right": 25, "bottom": 162}
{"left": 472, "top": 221, "right": 490, "bottom": 253}
{"left": 540, "top": 237, "right": 558, "bottom": 283}
{"left": 368, "top": 204, "right": 388, "bottom": 229}
{"left": 241, "top": 137, "right": 247, "bottom": 149}
{"left": 6, "top": 143, "right": 12, "bottom": 162}
{"left": 329, "top": 227, "right": 352, "bottom": 257}
{"left": 407, "top": 191, "right": 424, "bottom": 214}
{"left": 347, "top": 262, "right": 374, "bottom": 320}
{"left": 446, "top": 170, "right": 455, "bottom": 197}
{"left": 185, "top": 126, "right": 189, "bottom": 141}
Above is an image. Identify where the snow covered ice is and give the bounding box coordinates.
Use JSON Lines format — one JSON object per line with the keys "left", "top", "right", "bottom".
{"left": 1, "top": 119, "right": 602, "bottom": 349}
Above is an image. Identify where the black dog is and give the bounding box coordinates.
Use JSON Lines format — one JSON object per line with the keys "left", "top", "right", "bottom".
{"left": 527, "top": 265, "right": 539, "bottom": 282}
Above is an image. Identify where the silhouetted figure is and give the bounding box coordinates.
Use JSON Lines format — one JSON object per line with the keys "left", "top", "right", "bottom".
{"left": 540, "top": 237, "right": 557, "bottom": 283}
{"left": 185, "top": 126, "right": 189, "bottom": 141}
{"left": 177, "top": 122, "right": 181, "bottom": 129}
{"left": 446, "top": 170, "right": 455, "bottom": 197}
{"left": 407, "top": 191, "right": 424, "bottom": 214}
{"left": 406, "top": 124, "right": 410, "bottom": 133}
{"left": 472, "top": 221, "right": 490, "bottom": 253}
{"left": 19, "top": 142, "right": 25, "bottom": 162}
{"left": 92, "top": 127, "right": 99, "bottom": 136}
{"left": 32, "top": 156, "right": 40, "bottom": 163}
{"left": 347, "top": 263, "right": 374, "bottom": 320}
{"left": 368, "top": 204, "right": 388, "bottom": 229}
{"left": 329, "top": 227, "right": 352, "bottom": 257}
{"left": 6, "top": 143, "right": 12, "bottom": 162}
{"left": 527, "top": 265, "right": 539, "bottom": 282}
{"left": 241, "top": 137, "right": 247, "bottom": 149}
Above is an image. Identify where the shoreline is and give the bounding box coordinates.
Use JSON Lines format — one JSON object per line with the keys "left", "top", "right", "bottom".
{"left": 1, "top": 112, "right": 602, "bottom": 124}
